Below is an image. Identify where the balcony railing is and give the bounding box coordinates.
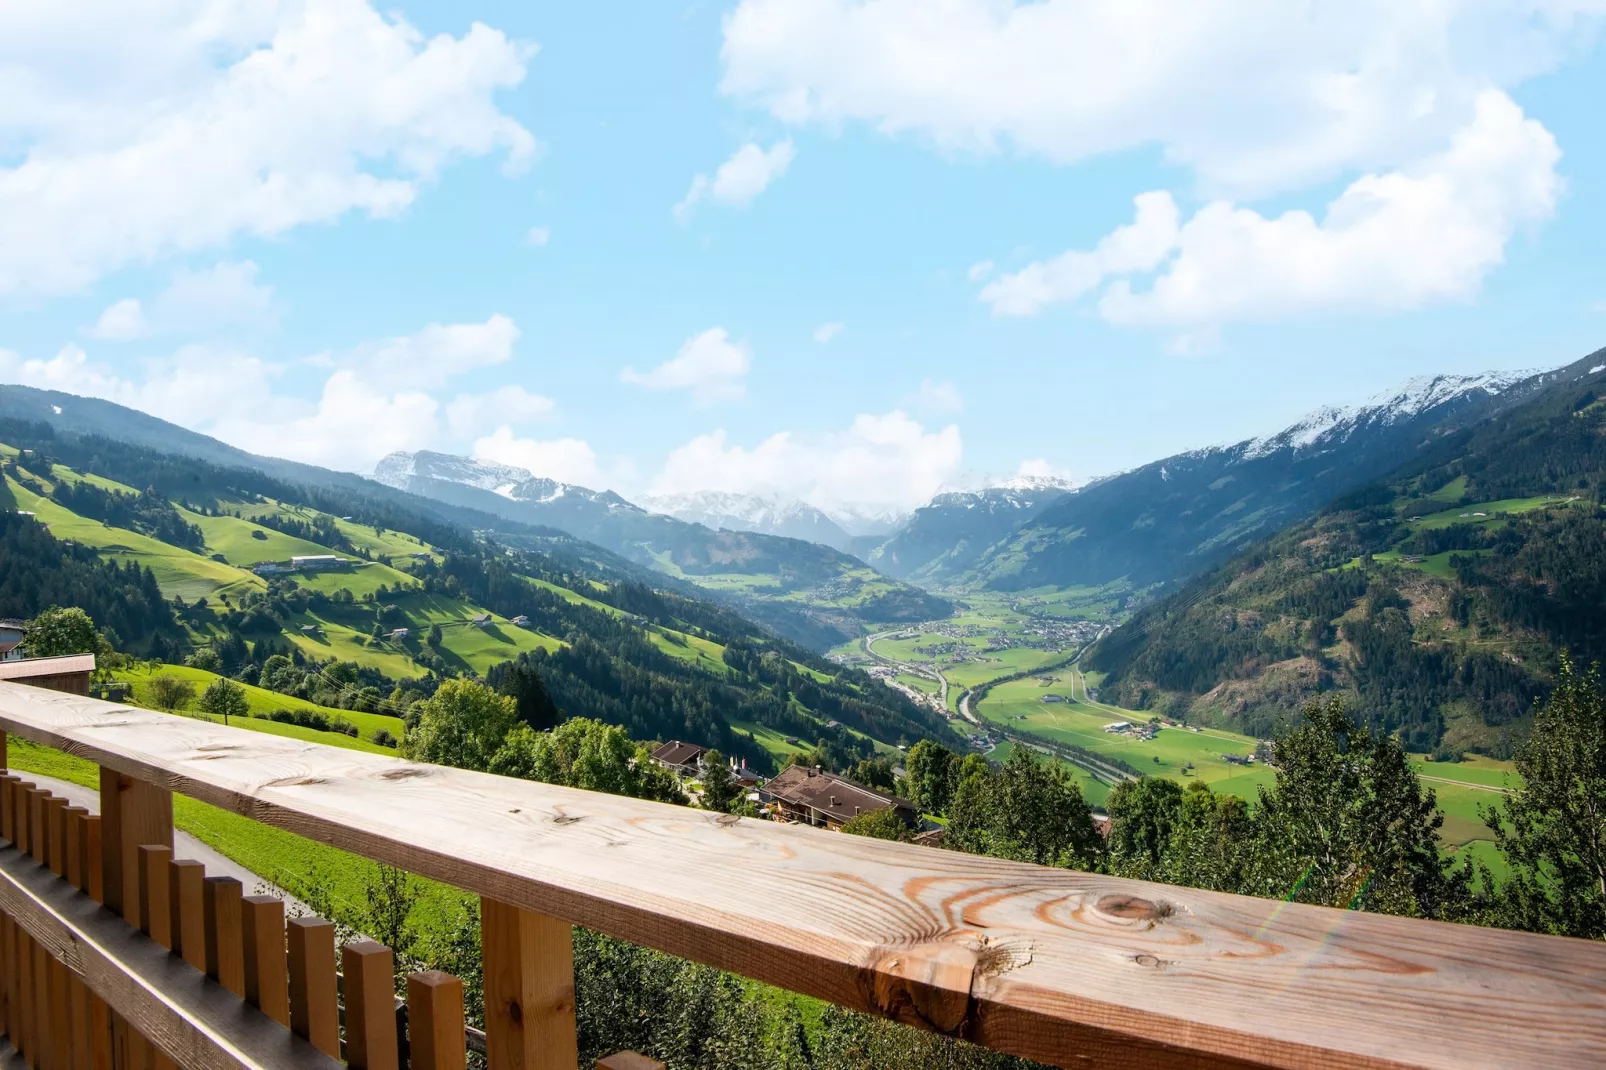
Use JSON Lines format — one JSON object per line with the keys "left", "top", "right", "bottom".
{"left": 0, "top": 680, "right": 1603, "bottom": 1069}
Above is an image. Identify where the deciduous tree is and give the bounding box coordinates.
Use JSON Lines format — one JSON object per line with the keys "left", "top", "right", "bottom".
{"left": 196, "top": 677, "right": 248, "bottom": 726}
{"left": 147, "top": 675, "right": 195, "bottom": 713}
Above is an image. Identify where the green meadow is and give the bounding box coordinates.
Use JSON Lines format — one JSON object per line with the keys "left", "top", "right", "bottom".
{"left": 3, "top": 474, "right": 262, "bottom": 600}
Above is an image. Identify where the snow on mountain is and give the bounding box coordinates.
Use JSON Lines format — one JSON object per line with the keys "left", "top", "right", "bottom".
{"left": 642, "top": 490, "right": 855, "bottom": 551}
{"left": 1240, "top": 372, "right": 1530, "bottom": 460}
{"left": 373, "top": 451, "right": 632, "bottom": 510}
{"left": 373, "top": 451, "right": 532, "bottom": 495}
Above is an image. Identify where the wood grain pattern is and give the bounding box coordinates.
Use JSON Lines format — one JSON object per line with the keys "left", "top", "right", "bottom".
{"left": 0, "top": 844, "right": 340, "bottom": 1070}
{"left": 45, "top": 798, "right": 66, "bottom": 879}
{"left": 168, "top": 860, "right": 206, "bottom": 974}
{"left": 97, "top": 770, "right": 171, "bottom": 923}
{"left": 8, "top": 783, "right": 29, "bottom": 856}
{"left": 240, "top": 897, "right": 288, "bottom": 1028}
{"left": 137, "top": 847, "right": 172, "bottom": 949}
{"left": 285, "top": 917, "right": 338, "bottom": 1058}
{"left": 407, "top": 971, "right": 466, "bottom": 1070}
{"left": 203, "top": 877, "right": 245, "bottom": 997}
{"left": 0, "top": 775, "right": 15, "bottom": 844}
{"left": 67, "top": 973, "right": 90, "bottom": 1070}
{"left": 2, "top": 685, "right": 1604, "bottom": 1070}
{"left": 342, "top": 939, "right": 399, "bottom": 1070}
{"left": 482, "top": 897, "right": 578, "bottom": 1070}
{"left": 31, "top": 941, "right": 51, "bottom": 1070}
{"left": 26, "top": 789, "right": 46, "bottom": 867}
{"left": 62, "top": 810, "right": 87, "bottom": 893}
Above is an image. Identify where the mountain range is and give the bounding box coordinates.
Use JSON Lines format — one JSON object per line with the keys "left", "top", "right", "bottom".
{"left": 370, "top": 450, "right": 952, "bottom": 649}
{"left": 1088, "top": 348, "right": 1606, "bottom": 752}
{"left": 897, "top": 372, "right": 1542, "bottom": 595}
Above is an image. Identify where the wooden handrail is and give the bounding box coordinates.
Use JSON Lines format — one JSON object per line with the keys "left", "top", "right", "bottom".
{"left": 2, "top": 683, "right": 1604, "bottom": 1070}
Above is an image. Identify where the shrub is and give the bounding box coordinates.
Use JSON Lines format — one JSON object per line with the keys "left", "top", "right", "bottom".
{"left": 372, "top": 728, "right": 398, "bottom": 748}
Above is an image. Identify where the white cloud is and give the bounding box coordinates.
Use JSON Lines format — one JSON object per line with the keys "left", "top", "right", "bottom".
{"left": 675, "top": 140, "right": 795, "bottom": 218}
{"left": 0, "top": 1, "right": 535, "bottom": 295}
{"left": 966, "top": 260, "right": 995, "bottom": 282}
{"left": 86, "top": 261, "right": 278, "bottom": 339}
{"left": 980, "top": 93, "right": 1561, "bottom": 329}
{"left": 621, "top": 327, "right": 750, "bottom": 404}
{"left": 526, "top": 226, "right": 551, "bottom": 246}
{"left": 445, "top": 385, "right": 555, "bottom": 435}
{"left": 473, "top": 426, "right": 600, "bottom": 486}
{"left": 1, "top": 315, "right": 534, "bottom": 472}
{"left": 1015, "top": 458, "right": 1075, "bottom": 483}
{"left": 350, "top": 314, "right": 521, "bottom": 391}
{"left": 84, "top": 299, "right": 146, "bottom": 341}
{"left": 980, "top": 191, "right": 1181, "bottom": 315}
{"left": 813, "top": 321, "right": 844, "bottom": 344}
{"left": 651, "top": 410, "right": 962, "bottom": 513}
{"left": 721, "top": 0, "right": 1595, "bottom": 198}
{"left": 903, "top": 378, "right": 963, "bottom": 414}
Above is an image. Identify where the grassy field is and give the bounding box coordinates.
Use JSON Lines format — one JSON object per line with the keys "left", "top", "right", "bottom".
{"left": 3, "top": 475, "right": 262, "bottom": 600}
{"left": 977, "top": 672, "right": 1276, "bottom": 793}
{"left": 645, "top": 628, "right": 729, "bottom": 675}
{"left": 282, "top": 592, "right": 565, "bottom": 679}
{"left": 731, "top": 720, "right": 813, "bottom": 763}
{"left": 977, "top": 668, "right": 1520, "bottom": 870}
{"left": 116, "top": 663, "right": 406, "bottom": 740}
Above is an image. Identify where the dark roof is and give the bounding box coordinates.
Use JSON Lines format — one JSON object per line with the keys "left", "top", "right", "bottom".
{"left": 765, "top": 766, "right": 913, "bottom": 823}
{"left": 650, "top": 740, "right": 707, "bottom": 767}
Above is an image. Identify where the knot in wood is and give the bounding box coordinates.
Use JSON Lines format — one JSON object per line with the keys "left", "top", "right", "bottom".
{"left": 1095, "top": 894, "right": 1168, "bottom": 922}
{"left": 863, "top": 937, "right": 1026, "bottom": 1037}
{"left": 379, "top": 766, "right": 430, "bottom": 781}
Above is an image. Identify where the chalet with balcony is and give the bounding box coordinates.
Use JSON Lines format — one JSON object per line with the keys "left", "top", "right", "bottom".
{"left": 649, "top": 740, "right": 708, "bottom": 778}
{"left": 763, "top": 765, "right": 915, "bottom": 830}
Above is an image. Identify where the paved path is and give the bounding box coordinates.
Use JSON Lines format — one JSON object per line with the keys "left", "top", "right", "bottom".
{"left": 15, "top": 769, "right": 310, "bottom": 913}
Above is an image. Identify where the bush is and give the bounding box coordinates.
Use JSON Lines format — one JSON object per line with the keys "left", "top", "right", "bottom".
{"left": 372, "top": 728, "right": 398, "bottom": 748}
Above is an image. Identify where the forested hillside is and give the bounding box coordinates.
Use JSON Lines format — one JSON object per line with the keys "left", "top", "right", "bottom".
{"left": 1089, "top": 351, "right": 1606, "bottom": 754}
{"left": 0, "top": 418, "right": 958, "bottom": 771}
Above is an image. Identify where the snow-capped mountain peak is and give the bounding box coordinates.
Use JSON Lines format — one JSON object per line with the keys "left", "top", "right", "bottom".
{"left": 1240, "top": 371, "right": 1530, "bottom": 460}
{"left": 373, "top": 450, "right": 533, "bottom": 494}
{"left": 642, "top": 490, "right": 859, "bottom": 550}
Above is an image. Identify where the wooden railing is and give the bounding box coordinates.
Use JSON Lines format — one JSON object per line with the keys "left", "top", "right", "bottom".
{"left": 0, "top": 683, "right": 1602, "bottom": 1069}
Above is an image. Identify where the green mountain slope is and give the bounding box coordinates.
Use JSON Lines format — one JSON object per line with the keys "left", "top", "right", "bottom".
{"left": 937, "top": 370, "right": 1563, "bottom": 595}
{"left": 374, "top": 450, "right": 951, "bottom": 649}
{"left": 0, "top": 419, "right": 960, "bottom": 771}
{"left": 1088, "top": 349, "right": 1606, "bottom": 754}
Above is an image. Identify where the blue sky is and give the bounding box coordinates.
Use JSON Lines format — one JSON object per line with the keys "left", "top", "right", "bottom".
{"left": 2, "top": 1, "right": 1604, "bottom": 517}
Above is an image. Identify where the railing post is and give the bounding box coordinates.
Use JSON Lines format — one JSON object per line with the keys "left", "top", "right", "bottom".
{"left": 408, "top": 971, "right": 467, "bottom": 1070}
{"left": 241, "top": 896, "right": 289, "bottom": 1027}
{"left": 98, "top": 769, "right": 172, "bottom": 924}
{"left": 344, "top": 939, "right": 400, "bottom": 1070}
{"left": 482, "top": 897, "right": 579, "bottom": 1070}
{"left": 286, "top": 916, "right": 340, "bottom": 1058}
{"left": 169, "top": 859, "right": 206, "bottom": 973}
{"left": 203, "top": 876, "right": 245, "bottom": 997}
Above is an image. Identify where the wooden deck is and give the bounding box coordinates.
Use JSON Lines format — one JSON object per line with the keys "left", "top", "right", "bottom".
{"left": 2, "top": 681, "right": 1604, "bottom": 1069}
